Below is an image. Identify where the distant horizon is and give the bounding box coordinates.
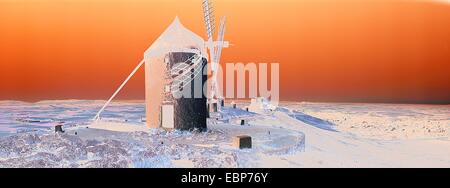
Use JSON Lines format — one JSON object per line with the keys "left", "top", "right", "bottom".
{"left": 1, "top": 98, "right": 448, "bottom": 105}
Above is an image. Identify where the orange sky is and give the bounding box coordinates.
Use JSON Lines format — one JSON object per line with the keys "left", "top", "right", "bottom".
{"left": 0, "top": 0, "right": 449, "bottom": 103}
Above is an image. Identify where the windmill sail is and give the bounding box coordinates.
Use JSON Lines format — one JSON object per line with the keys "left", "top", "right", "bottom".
{"left": 214, "top": 16, "right": 226, "bottom": 69}
{"left": 202, "top": 0, "right": 215, "bottom": 40}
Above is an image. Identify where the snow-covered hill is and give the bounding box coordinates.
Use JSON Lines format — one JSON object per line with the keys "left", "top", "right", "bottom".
{"left": 0, "top": 100, "right": 448, "bottom": 167}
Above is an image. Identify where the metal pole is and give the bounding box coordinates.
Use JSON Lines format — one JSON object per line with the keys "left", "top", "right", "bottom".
{"left": 93, "top": 59, "right": 145, "bottom": 121}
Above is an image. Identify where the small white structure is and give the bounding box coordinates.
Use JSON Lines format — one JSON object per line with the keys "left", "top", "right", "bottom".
{"left": 247, "top": 97, "right": 277, "bottom": 114}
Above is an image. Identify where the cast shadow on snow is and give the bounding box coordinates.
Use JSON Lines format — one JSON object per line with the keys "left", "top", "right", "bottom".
{"left": 280, "top": 108, "right": 336, "bottom": 132}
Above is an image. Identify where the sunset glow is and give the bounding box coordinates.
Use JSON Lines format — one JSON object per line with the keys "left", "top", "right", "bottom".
{"left": 0, "top": 0, "right": 449, "bottom": 103}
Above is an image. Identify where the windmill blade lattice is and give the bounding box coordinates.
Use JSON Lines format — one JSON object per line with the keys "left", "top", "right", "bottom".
{"left": 170, "top": 54, "right": 204, "bottom": 93}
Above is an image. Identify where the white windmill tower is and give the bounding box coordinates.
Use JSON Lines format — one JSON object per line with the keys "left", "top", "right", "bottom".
{"left": 202, "top": 0, "right": 229, "bottom": 111}
{"left": 92, "top": 0, "right": 228, "bottom": 130}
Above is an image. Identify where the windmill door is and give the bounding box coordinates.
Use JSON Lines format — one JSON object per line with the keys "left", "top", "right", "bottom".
{"left": 161, "top": 104, "right": 175, "bottom": 129}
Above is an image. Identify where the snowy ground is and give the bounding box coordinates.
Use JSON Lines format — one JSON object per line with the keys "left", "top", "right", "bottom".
{"left": 0, "top": 100, "right": 449, "bottom": 168}
{"left": 288, "top": 102, "right": 449, "bottom": 140}
{"left": 0, "top": 100, "right": 145, "bottom": 135}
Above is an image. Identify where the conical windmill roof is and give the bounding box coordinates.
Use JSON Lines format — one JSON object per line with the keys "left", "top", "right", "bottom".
{"left": 144, "top": 17, "right": 207, "bottom": 59}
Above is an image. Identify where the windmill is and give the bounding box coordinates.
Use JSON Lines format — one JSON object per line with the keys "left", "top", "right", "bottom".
{"left": 202, "top": 0, "right": 229, "bottom": 110}
{"left": 93, "top": 0, "right": 228, "bottom": 130}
